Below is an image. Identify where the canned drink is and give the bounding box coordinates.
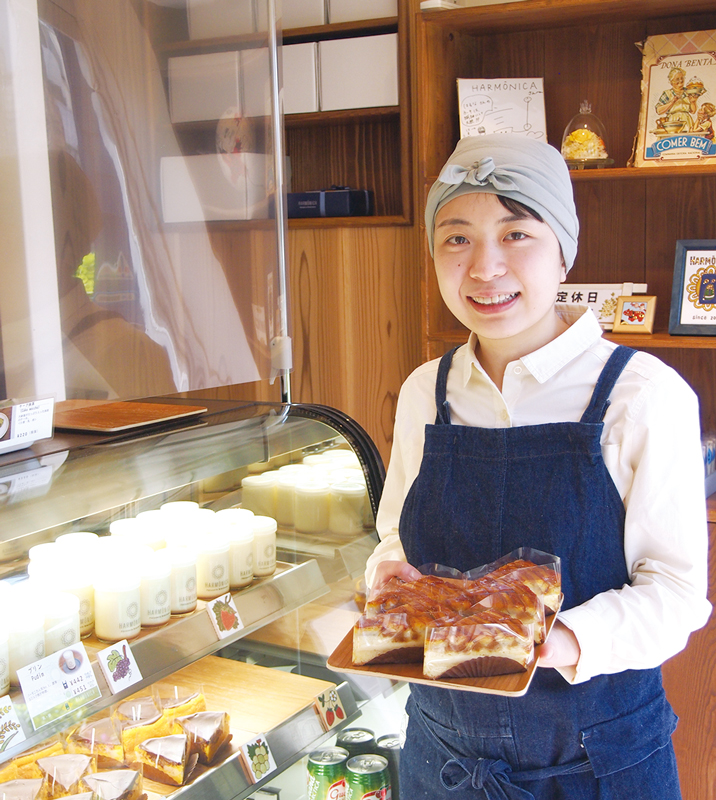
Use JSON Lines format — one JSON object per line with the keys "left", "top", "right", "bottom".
{"left": 307, "top": 747, "right": 349, "bottom": 800}
{"left": 345, "top": 754, "right": 392, "bottom": 800}
{"left": 336, "top": 727, "right": 376, "bottom": 758}
{"left": 376, "top": 735, "right": 400, "bottom": 799}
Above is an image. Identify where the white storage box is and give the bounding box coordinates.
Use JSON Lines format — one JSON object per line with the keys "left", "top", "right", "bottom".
{"left": 241, "top": 47, "right": 271, "bottom": 118}
{"left": 328, "top": 0, "right": 397, "bottom": 23}
{"left": 187, "top": 0, "right": 254, "bottom": 39}
{"left": 283, "top": 43, "right": 319, "bottom": 114}
{"left": 168, "top": 52, "right": 241, "bottom": 123}
{"left": 283, "top": 0, "right": 326, "bottom": 28}
{"left": 319, "top": 34, "right": 399, "bottom": 111}
{"left": 160, "top": 154, "right": 268, "bottom": 223}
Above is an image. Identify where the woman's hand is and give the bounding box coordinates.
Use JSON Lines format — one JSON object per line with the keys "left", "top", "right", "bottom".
{"left": 368, "top": 560, "right": 422, "bottom": 599}
{"left": 537, "top": 620, "right": 581, "bottom": 669}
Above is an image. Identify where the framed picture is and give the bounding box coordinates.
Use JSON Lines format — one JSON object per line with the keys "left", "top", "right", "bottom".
{"left": 556, "top": 282, "right": 648, "bottom": 330}
{"left": 612, "top": 296, "right": 657, "bottom": 334}
{"left": 669, "top": 240, "right": 716, "bottom": 336}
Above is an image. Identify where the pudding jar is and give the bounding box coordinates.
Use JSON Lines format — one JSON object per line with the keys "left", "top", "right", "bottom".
{"left": 294, "top": 480, "right": 330, "bottom": 534}
{"left": 329, "top": 481, "right": 367, "bottom": 535}
{"left": 43, "top": 591, "right": 81, "bottom": 655}
{"left": 28, "top": 556, "right": 95, "bottom": 639}
{"left": 241, "top": 473, "right": 277, "bottom": 518}
{"left": 55, "top": 531, "right": 99, "bottom": 549}
{"left": 275, "top": 472, "right": 300, "bottom": 528}
{"left": 93, "top": 565, "right": 142, "bottom": 643}
{"left": 139, "top": 553, "right": 172, "bottom": 627}
{"left": 226, "top": 527, "right": 254, "bottom": 589}
{"left": 251, "top": 516, "right": 277, "bottom": 577}
{"left": 164, "top": 546, "right": 198, "bottom": 615}
{"left": 8, "top": 585, "right": 45, "bottom": 684}
{"left": 195, "top": 534, "right": 230, "bottom": 600}
{"left": 134, "top": 510, "right": 169, "bottom": 550}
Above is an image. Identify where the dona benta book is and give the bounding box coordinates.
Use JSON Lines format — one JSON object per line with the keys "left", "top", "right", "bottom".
{"left": 631, "top": 29, "right": 716, "bottom": 167}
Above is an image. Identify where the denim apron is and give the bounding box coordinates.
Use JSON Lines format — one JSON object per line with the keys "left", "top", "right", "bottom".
{"left": 398, "top": 345, "right": 681, "bottom": 800}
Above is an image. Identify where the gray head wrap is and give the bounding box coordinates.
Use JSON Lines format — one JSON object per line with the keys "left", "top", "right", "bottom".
{"left": 425, "top": 135, "right": 579, "bottom": 270}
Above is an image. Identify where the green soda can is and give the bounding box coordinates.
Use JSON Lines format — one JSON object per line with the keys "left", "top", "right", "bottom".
{"left": 345, "top": 754, "right": 392, "bottom": 800}
{"left": 307, "top": 747, "right": 349, "bottom": 800}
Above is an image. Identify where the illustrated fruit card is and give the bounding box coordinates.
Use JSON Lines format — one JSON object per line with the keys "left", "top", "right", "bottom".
{"left": 206, "top": 593, "right": 244, "bottom": 640}
{"left": 97, "top": 640, "right": 142, "bottom": 694}
{"left": 238, "top": 735, "right": 276, "bottom": 783}
{"left": 314, "top": 687, "right": 345, "bottom": 731}
{"left": 631, "top": 29, "right": 716, "bottom": 167}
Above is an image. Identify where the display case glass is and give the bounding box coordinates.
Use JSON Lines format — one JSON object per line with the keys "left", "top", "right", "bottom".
{"left": 0, "top": 398, "right": 392, "bottom": 799}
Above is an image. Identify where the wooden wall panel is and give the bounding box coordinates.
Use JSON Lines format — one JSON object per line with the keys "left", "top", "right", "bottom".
{"left": 288, "top": 225, "right": 421, "bottom": 466}
{"left": 662, "top": 517, "right": 716, "bottom": 800}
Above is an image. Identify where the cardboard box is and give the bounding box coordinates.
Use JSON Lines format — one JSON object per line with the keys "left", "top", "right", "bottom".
{"left": 241, "top": 47, "right": 272, "bottom": 118}
{"left": 283, "top": 43, "right": 319, "bottom": 114}
{"left": 168, "top": 52, "right": 241, "bottom": 123}
{"left": 319, "top": 34, "right": 398, "bottom": 111}
{"left": 287, "top": 188, "right": 374, "bottom": 218}
{"left": 187, "top": 0, "right": 254, "bottom": 39}
{"left": 328, "top": 0, "right": 397, "bottom": 23}
{"left": 160, "top": 154, "right": 268, "bottom": 223}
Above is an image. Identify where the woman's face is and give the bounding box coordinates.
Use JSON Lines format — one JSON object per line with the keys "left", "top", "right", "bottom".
{"left": 433, "top": 192, "right": 567, "bottom": 352}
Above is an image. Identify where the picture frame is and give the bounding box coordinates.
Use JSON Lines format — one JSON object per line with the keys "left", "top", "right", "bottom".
{"left": 669, "top": 240, "right": 716, "bottom": 336}
{"left": 612, "top": 296, "right": 657, "bottom": 334}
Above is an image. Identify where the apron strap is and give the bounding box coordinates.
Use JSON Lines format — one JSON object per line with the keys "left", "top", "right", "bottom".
{"left": 435, "top": 346, "right": 461, "bottom": 425}
{"left": 579, "top": 345, "right": 636, "bottom": 424}
{"left": 412, "top": 700, "right": 592, "bottom": 798}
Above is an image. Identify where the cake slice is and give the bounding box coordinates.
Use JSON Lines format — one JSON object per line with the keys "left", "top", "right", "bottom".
{"left": 65, "top": 719, "right": 124, "bottom": 769}
{"left": 36, "top": 754, "right": 94, "bottom": 799}
{"left": 134, "top": 735, "right": 195, "bottom": 786}
{"left": 80, "top": 769, "right": 144, "bottom": 800}
{"left": 113, "top": 700, "right": 169, "bottom": 764}
{"left": 11, "top": 741, "right": 64, "bottom": 780}
{"left": 352, "top": 607, "right": 440, "bottom": 666}
{"left": 156, "top": 692, "right": 206, "bottom": 723}
{"left": 0, "top": 779, "right": 43, "bottom": 800}
{"left": 423, "top": 609, "right": 534, "bottom": 680}
{"left": 466, "top": 581, "right": 547, "bottom": 644}
{"left": 171, "top": 712, "right": 231, "bottom": 765}
{"left": 482, "top": 559, "right": 562, "bottom": 614}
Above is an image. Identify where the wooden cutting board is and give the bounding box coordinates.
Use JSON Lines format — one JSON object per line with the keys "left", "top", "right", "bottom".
{"left": 54, "top": 401, "right": 207, "bottom": 432}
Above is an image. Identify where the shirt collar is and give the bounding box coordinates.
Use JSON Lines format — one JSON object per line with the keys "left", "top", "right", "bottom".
{"left": 461, "top": 304, "right": 603, "bottom": 386}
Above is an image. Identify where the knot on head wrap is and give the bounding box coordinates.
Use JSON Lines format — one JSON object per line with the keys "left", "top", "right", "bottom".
{"left": 425, "top": 135, "right": 579, "bottom": 271}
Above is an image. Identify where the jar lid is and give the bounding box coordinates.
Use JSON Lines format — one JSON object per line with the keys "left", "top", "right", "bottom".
{"left": 295, "top": 480, "right": 330, "bottom": 495}
{"left": 160, "top": 501, "right": 199, "bottom": 514}
{"left": 196, "top": 532, "right": 230, "bottom": 555}
{"left": 251, "top": 516, "right": 277, "bottom": 535}
{"left": 28, "top": 542, "right": 58, "bottom": 563}
{"left": 330, "top": 481, "right": 366, "bottom": 497}
{"left": 242, "top": 473, "right": 277, "bottom": 486}
{"left": 55, "top": 531, "right": 99, "bottom": 548}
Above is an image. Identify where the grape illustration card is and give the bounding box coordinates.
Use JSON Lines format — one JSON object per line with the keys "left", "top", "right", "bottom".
{"left": 97, "top": 640, "right": 142, "bottom": 694}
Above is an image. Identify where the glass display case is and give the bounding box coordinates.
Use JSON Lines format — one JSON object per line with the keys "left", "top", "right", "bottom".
{"left": 0, "top": 398, "right": 403, "bottom": 799}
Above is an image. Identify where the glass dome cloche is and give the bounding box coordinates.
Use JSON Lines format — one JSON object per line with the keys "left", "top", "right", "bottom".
{"left": 561, "top": 100, "right": 614, "bottom": 169}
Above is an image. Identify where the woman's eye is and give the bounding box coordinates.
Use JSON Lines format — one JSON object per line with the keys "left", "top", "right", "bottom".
{"left": 446, "top": 234, "right": 469, "bottom": 245}
{"left": 505, "top": 231, "right": 528, "bottom": 241}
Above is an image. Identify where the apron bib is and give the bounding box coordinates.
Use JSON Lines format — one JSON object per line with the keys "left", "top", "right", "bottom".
{"left": 397, "top": 346, "right": 680, "bottom": 800}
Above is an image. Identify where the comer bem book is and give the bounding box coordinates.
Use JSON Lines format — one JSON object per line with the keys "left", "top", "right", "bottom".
{"left": 631, "top": 29, "right": 716, "bottom": 167}
{"left": 457, "top": 77, "right": 546, "bottom": 140}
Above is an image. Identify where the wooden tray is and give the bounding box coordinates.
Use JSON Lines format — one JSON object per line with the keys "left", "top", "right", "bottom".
{"left": 327, "top": 611, "right": 558, "bottom": 698}
{"left": 54, "top": 402, "right": 207, "bottom": 433}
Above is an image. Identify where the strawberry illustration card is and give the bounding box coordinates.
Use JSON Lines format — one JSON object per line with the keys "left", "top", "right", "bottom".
{"left": 238, "top": 735, "right": 276, "bottom": 783}
{"left": 206, "top": 593, "right": 244, "bottom": 639}
{"left": 314, "top": 687, "right": 345, "bottom": 731}
{"left": 97, "top": 640, "right": 142, "bottom": 694}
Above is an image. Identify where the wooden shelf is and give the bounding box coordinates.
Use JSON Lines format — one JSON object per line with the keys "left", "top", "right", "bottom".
{"left": 427, "top": 329, "right": 716, "bottom": 350}
{"left": 419, "top": 0, "right": 716, "bottom": 35}
{"left": 289, "top": 214, "right": 410, "bottom": 229}
{"left": 285, "top": 106, "right": 400, "bottom": 128}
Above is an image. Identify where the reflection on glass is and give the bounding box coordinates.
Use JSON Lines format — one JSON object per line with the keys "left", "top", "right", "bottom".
{"left": 1, "top": 0, "right": 287, "bottom": 402}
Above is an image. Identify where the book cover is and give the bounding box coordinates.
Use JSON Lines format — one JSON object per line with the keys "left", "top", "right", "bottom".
{"left": 457, "top": 77, "right": 546, "bottom": 140}
{"left": 631, "top": 29, "right": 716, "bottom": 167}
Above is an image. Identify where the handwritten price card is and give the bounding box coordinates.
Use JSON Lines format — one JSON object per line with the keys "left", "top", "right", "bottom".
{"left": 17, "top": 643, "right": 101, "bottom": 730}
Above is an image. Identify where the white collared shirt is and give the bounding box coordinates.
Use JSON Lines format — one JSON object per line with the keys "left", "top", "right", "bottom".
{"left": 366, "top": 305, "right": 712, "bottom": 684}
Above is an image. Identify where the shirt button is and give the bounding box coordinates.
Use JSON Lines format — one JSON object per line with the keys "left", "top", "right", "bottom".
{"left": 514, "top": 366, "right": 522, "bottom": 375}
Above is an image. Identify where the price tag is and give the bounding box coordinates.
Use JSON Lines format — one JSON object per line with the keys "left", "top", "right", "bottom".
{"left": 17, "top": 643, "right": 101, "bottom": 730}
{"left": 206, "top": 594, "right": 243, "bottom": 639}
{"left": 96, "top": 641, "right": 142, "bottom": 694}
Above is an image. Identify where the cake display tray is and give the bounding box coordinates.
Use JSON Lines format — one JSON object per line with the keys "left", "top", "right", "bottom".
{"left": 327, "top": 606, "right": 560, "bottom": 698}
